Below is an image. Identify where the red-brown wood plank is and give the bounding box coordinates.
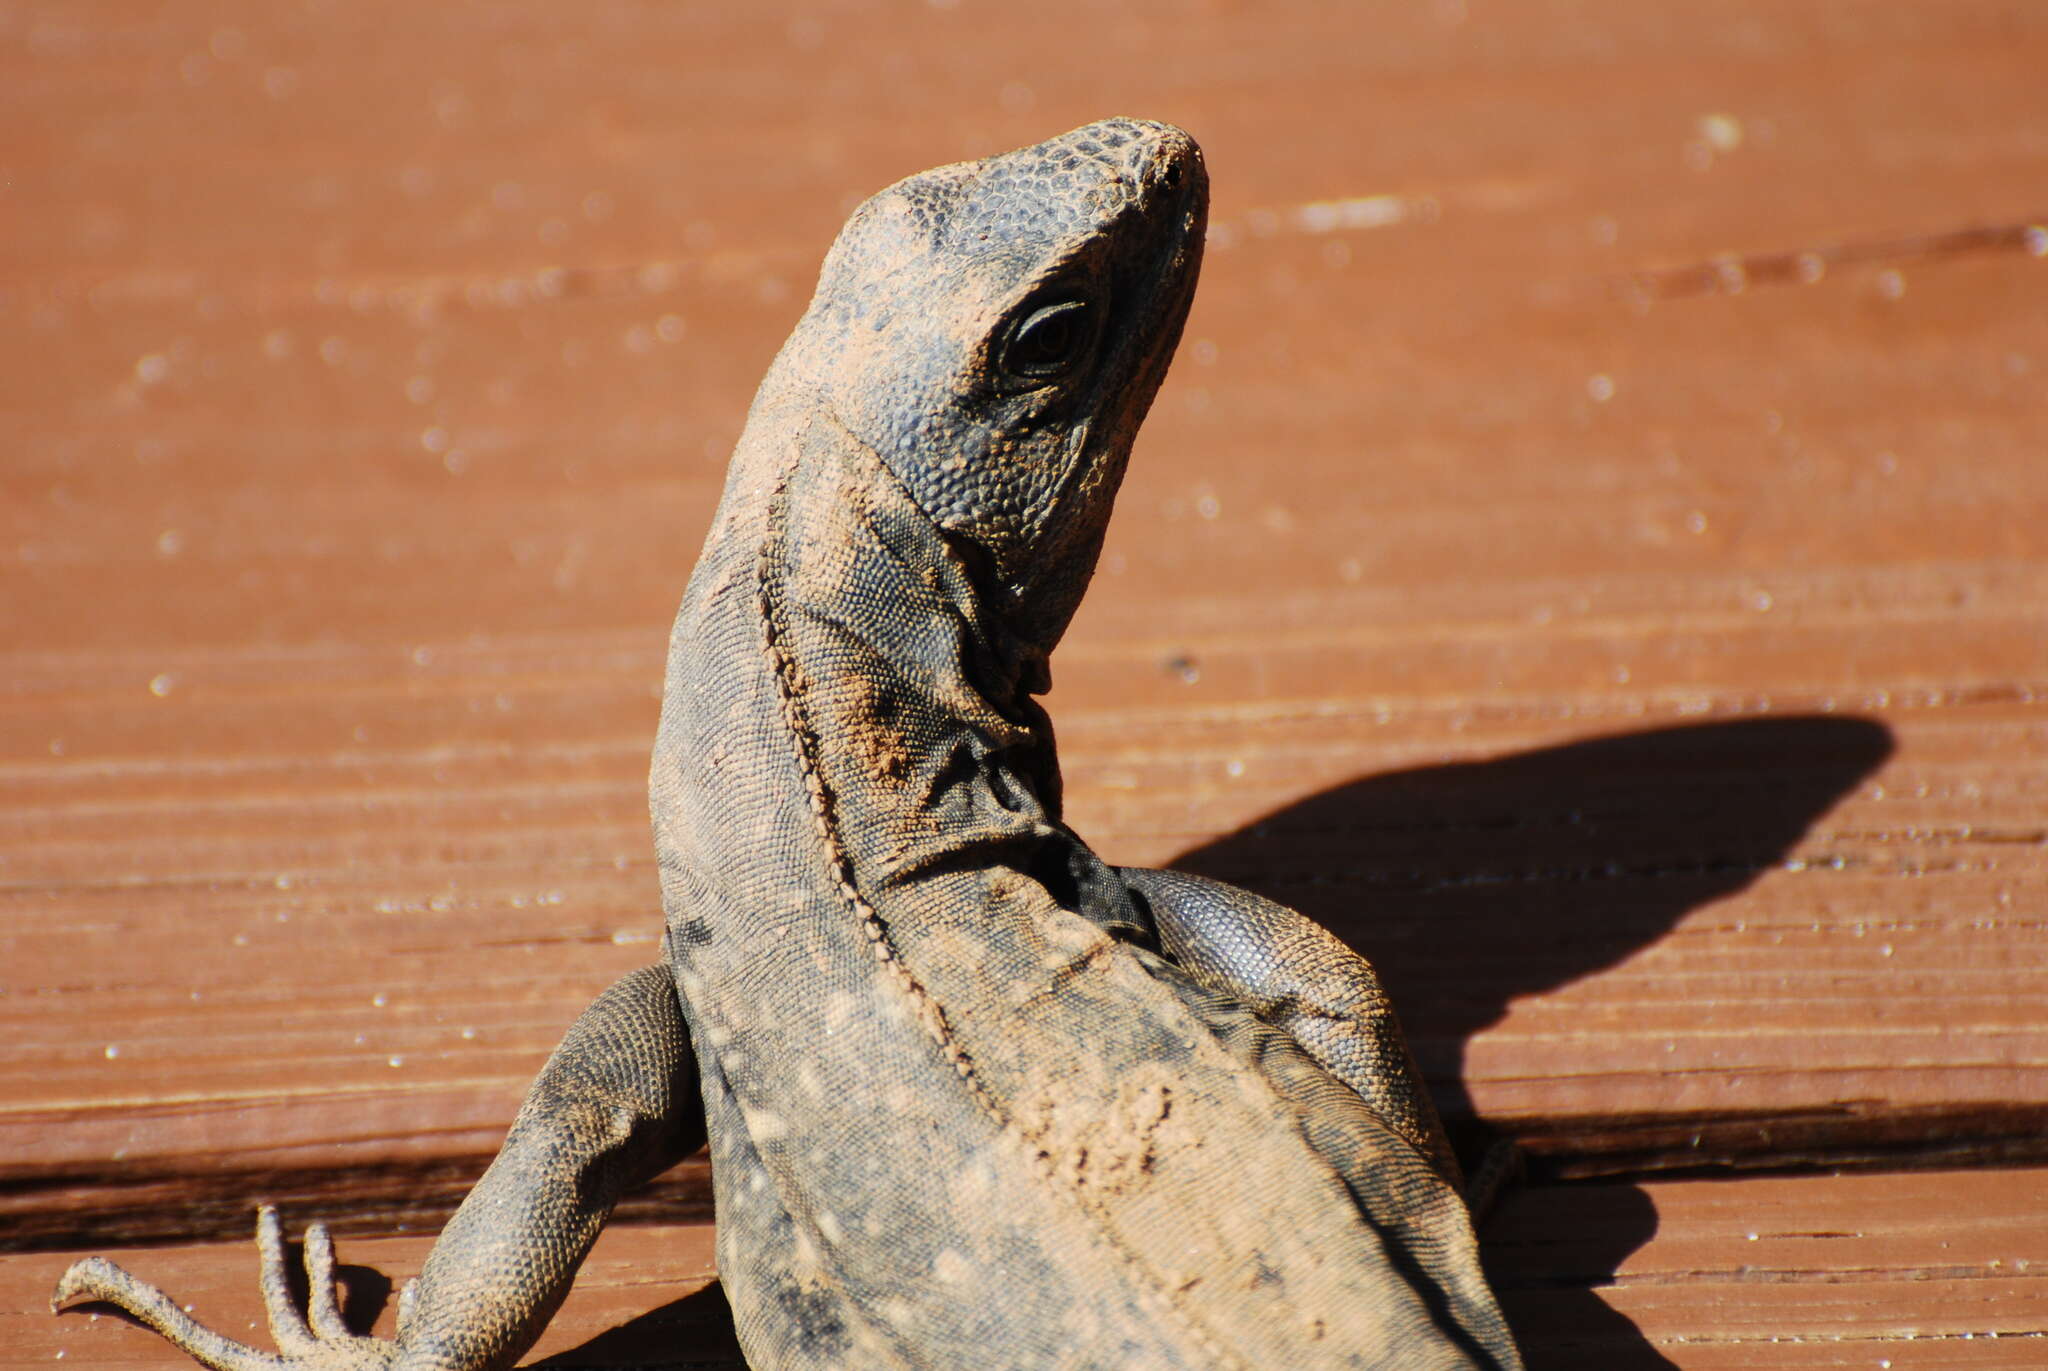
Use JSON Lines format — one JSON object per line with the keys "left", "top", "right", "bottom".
{"left": 1490, "top": 1167, "right": 2048, "bottom": 1369}
{"left": 5, "top": 1167, "right": 2042, "bottom": 1369}
{"left": 4, "top": 0, "right": 2045, "bottom": 1248}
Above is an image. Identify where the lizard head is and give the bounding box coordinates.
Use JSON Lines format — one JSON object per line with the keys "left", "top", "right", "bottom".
{"left": 790, "top": 118, "right": 1208, "bottom": 669}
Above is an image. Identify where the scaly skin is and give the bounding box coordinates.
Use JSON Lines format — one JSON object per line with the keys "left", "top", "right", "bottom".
{"left": 56, "top": 119, "right": 1522, "bottom": 1371}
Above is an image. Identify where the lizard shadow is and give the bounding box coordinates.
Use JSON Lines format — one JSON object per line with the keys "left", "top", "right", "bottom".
{"left": 329, "top": 1261, "right": 393, "bottom": 1338}
{"left": 1159, "top": 712, "right": 1895, "bottom": 1370}
{"left": 418, "top": 714, "right": 1888, "bottom": 1370}
{"left": 535, "top": 1280, "right": 744, "bottom": 1368}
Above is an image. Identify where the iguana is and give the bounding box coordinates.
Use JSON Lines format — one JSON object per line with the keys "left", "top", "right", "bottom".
{"left": 55, "top": 118, "right": 1523, "bottom": 1371}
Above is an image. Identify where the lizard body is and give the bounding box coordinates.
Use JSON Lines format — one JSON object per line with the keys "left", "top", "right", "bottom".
{"left": 56, "top": 119, "right": 1522, "bottom": 1371}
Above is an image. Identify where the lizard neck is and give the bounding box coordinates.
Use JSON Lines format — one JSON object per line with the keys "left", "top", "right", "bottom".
{"left": 655, "top": 405, "right": 1081, "bottom": 959}
{"left": 757, "top": 419, "right": 1069, "bottom": 889}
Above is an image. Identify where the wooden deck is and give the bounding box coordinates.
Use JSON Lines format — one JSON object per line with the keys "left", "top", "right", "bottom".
{"left": 4, "top": 1, "right": 2045, "bottom": 1364}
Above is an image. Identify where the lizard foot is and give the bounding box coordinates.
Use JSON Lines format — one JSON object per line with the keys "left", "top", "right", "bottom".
{"left": 52, "top": 1205, "right": 400, "bottom": 1371}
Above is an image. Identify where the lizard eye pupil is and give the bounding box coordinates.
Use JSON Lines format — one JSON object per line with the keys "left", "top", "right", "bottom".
{"left": 1004, "top": 299, "right": 1093, "bottom": 381}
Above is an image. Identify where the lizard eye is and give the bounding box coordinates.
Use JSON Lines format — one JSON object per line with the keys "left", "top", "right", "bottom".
{"left": 1001, "top": 298, "right": 1096, "bottom": 383}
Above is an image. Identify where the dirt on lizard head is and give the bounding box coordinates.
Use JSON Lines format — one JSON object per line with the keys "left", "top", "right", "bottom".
{"left": 766, "top": 118, "right": 1208, "bottom": 666}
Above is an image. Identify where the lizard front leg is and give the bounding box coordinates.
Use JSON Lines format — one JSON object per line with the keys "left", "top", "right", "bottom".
{"left": 54, "top": 962, "right": 703, "bottom": 1371}
{"left": 1114, "top": 866, "right": 1463, "bottom": 1187}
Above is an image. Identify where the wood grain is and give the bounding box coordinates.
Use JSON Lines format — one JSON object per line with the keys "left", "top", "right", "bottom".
{"left": 7, "top": 1168, "right": 2042, "bottom": 1368}
{"left": 3, "top": 0, "right": 2043, "bottom": 1294}
{"left": 1490, "top": 1167, "right": 2048, "bottom": 1369}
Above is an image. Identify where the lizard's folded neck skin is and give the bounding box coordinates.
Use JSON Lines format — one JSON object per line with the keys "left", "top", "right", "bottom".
{"left": 759, "top": 417, "right": 1068, "bottom": 889}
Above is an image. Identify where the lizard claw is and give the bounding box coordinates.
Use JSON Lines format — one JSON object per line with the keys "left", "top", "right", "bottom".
{"left": 52, "top": 1206, "right": 398, "bottom": 1371}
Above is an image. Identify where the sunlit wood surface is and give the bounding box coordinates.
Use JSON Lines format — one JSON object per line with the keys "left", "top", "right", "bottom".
{"left": 5, "top": 1, "right": 2045, "bottom": 1364}
{"left": 9, "top": 1168, "right": 2045, "bottom": 1369}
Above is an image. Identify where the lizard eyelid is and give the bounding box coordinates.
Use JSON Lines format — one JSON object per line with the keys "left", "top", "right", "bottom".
{"left": 996, "top": 292, "right": 1103, "bottom": 390}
